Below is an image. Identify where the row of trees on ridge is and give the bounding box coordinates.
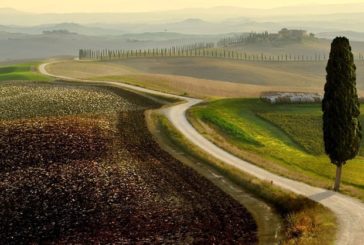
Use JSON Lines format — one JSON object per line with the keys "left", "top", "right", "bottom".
{"left": 79, "top": 48, "right": 335, "bottom": 62}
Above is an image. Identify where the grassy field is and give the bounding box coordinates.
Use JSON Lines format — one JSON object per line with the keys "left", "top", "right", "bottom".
{"left": 0, "top": 81, "right": 257, "bottom": 244}
{"left": 152, "top": 112, "right": 336, "bottom": 245}
{"left": 188, "top": 99, "right": 364, "bottom": 200}
{"left": 47, "top": 59, "right": 364, "bottom": 98}
{"left": 0, "top": 62, "right": 50, "bottom": 81}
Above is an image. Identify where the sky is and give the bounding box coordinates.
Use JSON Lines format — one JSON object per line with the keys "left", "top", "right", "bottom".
{"left": 1, "top": 0, "right": 364, "bottom": 13}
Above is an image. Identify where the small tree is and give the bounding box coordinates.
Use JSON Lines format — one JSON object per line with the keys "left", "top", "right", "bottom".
{"left": 322, "top": 37, "right": 362, "bottom": 191}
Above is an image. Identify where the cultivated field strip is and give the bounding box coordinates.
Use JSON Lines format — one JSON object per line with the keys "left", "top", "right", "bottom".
{"left": 40, "top": 61, "right": 364, "bottom": 245}
{"left": 0, "top": 81, "right": 257, "bottom": 243}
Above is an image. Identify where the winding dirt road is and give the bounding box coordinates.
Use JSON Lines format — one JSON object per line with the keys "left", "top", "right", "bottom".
{"left": 39, "top": 62, "right": 364, "bottom": 244}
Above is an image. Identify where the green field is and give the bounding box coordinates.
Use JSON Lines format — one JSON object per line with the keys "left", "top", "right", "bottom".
{"left": 153, "top": 113, "right": 336, "bottom": 245}
{"left": 0, "top": 63, "right": 50, "bottom": 81}
{"left": 188, "top": 99, "right": 364, "bottom": 200}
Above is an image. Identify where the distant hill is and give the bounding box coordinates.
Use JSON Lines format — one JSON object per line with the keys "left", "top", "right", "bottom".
{"left": 119, "top": 32, "right": 220, "bottom": 41}
{"left": 218, "top": 28, "right": 317, "bottom": 48}
{"left": 1, "top": 4, "right": 364, "bottom": 61}
{"left": 0, "top": 19, "right": 281, "bottom": 35}
{"left": 0, "top": 31, "right": 222, "bottom": 61}
{"left": 317, "top": 31, "right": 364, "bottom": 42}
{"left": 1, "top": 5, "right": 364, "bottom": 34}
{"left": 0, "top": 23, "right": 122, "bottom": 36}
{"left": 0, "top": 8, "right": 22, "bottom": 14}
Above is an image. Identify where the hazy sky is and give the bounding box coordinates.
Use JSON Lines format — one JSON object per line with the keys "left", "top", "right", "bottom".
{"left": 1, "top": 0, "right": 364, "bottom": 13}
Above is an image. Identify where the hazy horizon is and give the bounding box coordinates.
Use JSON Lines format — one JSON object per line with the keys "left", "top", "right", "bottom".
{"left": 1, "top": 0, "right": 364, "bottom": 13}
{"left": 2, "top": 0, "right": 364, "bottom": 61}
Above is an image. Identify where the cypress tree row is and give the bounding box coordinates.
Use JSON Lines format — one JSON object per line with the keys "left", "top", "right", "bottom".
{"left": 322, "top": 37, "right": 362, "bottom": 191}
{"left": 78, "top": 46, "right": 334, "bottom": 62}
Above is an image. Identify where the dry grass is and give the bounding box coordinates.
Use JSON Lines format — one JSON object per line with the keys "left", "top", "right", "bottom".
{"left": 46, "top": 60, "right": 138, "bottom": 79}
{"left": 114, "top": 57, "right": 364, "bottom": 92}
{"left": 93, "top": 74, "right": 316, "bottom": 98}
{"left": 46, "top": 59, "right": 353, "bottom": 99}
{"left": 113, "top": 57, "right": 325, "bottom": 87}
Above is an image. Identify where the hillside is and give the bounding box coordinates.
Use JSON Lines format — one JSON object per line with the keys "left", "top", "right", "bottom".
{"left": 46, "top": 59, "right": 364, "bottom": 98}
{"left": 114, "top": 57, "right": 364, "bottom": 91}
{"left": 0, "top": 32, "right": 220, "bottom": 61}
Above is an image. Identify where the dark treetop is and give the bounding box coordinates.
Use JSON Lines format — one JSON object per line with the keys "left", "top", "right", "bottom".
{"left": 323, "top": 37, "right": 362, "bottom": 165}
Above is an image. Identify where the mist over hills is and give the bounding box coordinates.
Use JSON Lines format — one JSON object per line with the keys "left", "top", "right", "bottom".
{"left": 317, "top": 31, "right": 364, "bottom": 42}
{"left": 1, "top": 4, "right": 364, "bottom": 36}
{"left": 0, "top": 30, "right": 225, "bottom": 61}
{"left": 0, "top": 3, "right": 364, "bottom": 34}
{"left": 2, "top": 17, "right": 364, "bottom": 37}
{"left": 2, "top": 3, "right": 364, "bottom": 24}
{"left": 0, "top": 23, "right": 125, "bottom": 36}
{"left": 1, "top": 4, "right": 364, "bottom": 61}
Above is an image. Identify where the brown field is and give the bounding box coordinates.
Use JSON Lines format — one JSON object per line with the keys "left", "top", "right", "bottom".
{"left": 47, "top": 58, "right": 364, "bottom": 98}
{"left": 0, "top": 116, "right": 112, "bottom": 172}
{"left": 0, "top": 82, "right": 257, "bottom": 244}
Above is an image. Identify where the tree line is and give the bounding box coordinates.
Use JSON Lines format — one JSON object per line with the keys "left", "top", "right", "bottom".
{"left": 217, "top": 29, "right": 316, "bottom": 47}
{"left": 79, "top": 45, "right": 364, "bottom": 62}
{"left": 79, "top": 42, "right": 214, "bottom": 60}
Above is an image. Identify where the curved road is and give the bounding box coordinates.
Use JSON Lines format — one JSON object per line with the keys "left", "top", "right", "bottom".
{"left": 39, "top": 62, "right": 364, "bottom": 244}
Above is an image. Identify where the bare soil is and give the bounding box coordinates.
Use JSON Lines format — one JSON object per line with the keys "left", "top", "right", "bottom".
{"left": 0, "top": 83, "right": 258, "bottom": 244}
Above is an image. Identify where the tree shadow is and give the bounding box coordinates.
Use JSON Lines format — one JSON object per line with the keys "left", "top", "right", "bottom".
{"left": 309, "top": 190, "right": 336, "bottom": 201}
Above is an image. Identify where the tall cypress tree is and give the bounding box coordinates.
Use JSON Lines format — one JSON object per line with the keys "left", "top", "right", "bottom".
{"left": 322, "top": 37, "right": 362, "bottom": 191}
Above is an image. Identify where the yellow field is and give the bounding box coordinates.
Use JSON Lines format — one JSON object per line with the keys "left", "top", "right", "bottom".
{"left": 46, "top": 58, "right": 364, "bottom": 98}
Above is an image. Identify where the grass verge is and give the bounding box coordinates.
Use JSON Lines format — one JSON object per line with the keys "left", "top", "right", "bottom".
{"left": 188, "top": 99, "right": 364, "bottom": 201}
{"left": 0, "top": 62, "right": 50, "bottom": 81}
{"left": 151, "top": 112, "right": 337, "bottom": 245}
